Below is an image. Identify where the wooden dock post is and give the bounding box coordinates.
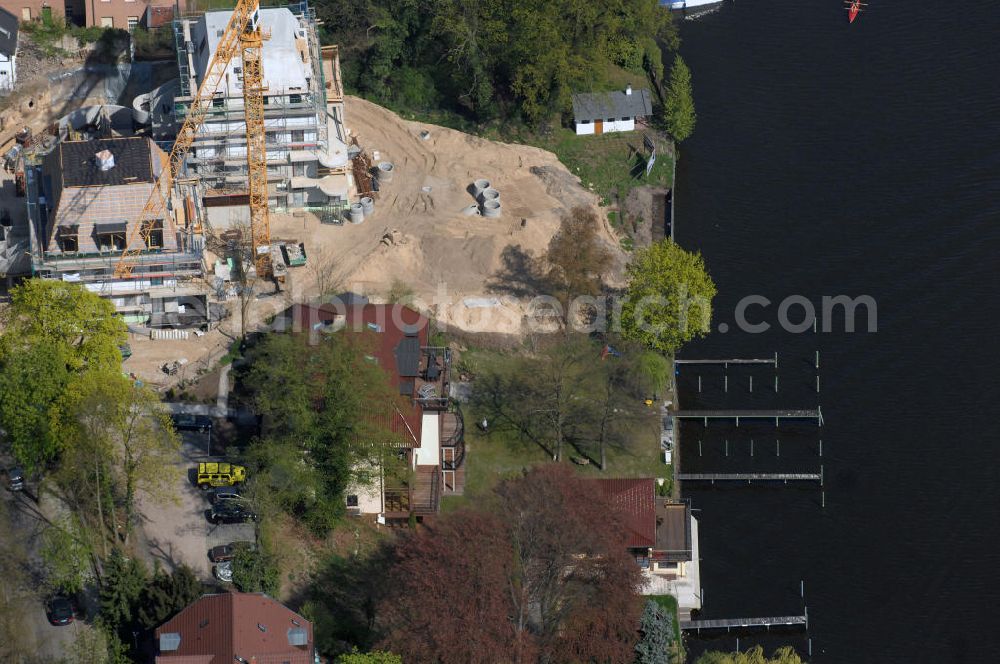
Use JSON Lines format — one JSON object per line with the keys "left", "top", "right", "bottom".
{"left": 776, "top": 439, "right": 780, "bottom": 457}
{"left": 725, "top": 439, "right": 729, "bottom": 457}
{"left": 815, "top": 350, "right": 820, "bottom": 369}
{"left": 698, "top": 439, "right": 702, "bottom": 457}
{"left": 775, "top": 374, "right": 778, "bottom": 392}
{"left": 749, "top": 375, "right": 753, "bottom": 393}
{"left": 725, "top": 374, "right": 728, "bottom": 393}
{"left": 750, "top": 438, "right": 754, "bottom": 457}
{"left": 816, "top": 375, "right": 820, "bottom": 393}
{"left": 819, "top": 439, "right": 823, "bottom": 457}
{"left": 820, "top": 464, "right": 825, "bottom": 487}
{"left": 698, "top": 375, "right": 702, "bottom": 392}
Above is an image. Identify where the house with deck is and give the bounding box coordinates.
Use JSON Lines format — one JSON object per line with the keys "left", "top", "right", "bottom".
{"left": 588, "top": 478, "right": 702, "bottom": 613}
{"left": 572, "top": 85, "right": 653, "bottom": 135}
{"left": 279, "top": 300, "right": 465, "bottom": 523}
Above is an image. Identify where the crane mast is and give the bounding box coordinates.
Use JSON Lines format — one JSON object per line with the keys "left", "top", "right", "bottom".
{"left": 115, "top": 0, "right": 272, "bottom": 279}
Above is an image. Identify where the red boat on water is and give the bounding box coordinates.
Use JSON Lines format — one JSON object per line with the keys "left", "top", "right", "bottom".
{"left": 846, "top": 0, "right": 865, "bottom": 23}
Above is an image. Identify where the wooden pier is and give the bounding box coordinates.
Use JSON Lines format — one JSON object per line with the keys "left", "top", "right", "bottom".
{"left": 672, "top": 408, "right": 823, "bottom": 426}
{"left": 680, "top": 615, "right": 807, "bottom": 632}
{"left": 675, "top": 354, "right": 777, "bottom": 367}
{"left": 678, "top": 470, "right": 823, "bottom": 484}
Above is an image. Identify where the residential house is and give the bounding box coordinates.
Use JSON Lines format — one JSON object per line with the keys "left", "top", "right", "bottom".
{"left": 572, "top": 85, "right": 653, "bottom": 135}
{"left": 154, "top": 592, "right": 315, "bottom": 664}
{"left": 26, "top": 135, "right": 207, "bottom": 326}
{"left": 279, "top": 300, "right": 466, "bottom": 522}
{"left": 0, "top": 0, "right": 177, "bottom": 28}
{"left": 0, "top": 7, "right": 16, "bottom": 91}
{"left": 166, "top": 6, "right": 350, "bottom": 222}
{"left": 588, "top": 478, "right": 702, "bottom": 613}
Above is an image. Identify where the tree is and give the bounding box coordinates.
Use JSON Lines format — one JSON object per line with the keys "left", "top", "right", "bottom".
{"left": 40, "top": 517, "right": 92, "bottom": 595}
{"left": 98, "top": 550, "right": 148, "bottom": 645}
{"left": 0, "top": 279, "right": 126, "bottom": 372}
{"left": 635, "top": 600, "right": 674, "bottom": 664}
{"left": 232, "top": 547, "right": 280, "bottom": 596}
{"left": 545, "top": 206, "right": 613, "bottom": 325}
{"left": 238, "top": 330, "right": 407, "bottom": 534}
{"left": 663, "top": 55, "right": 696, "bottom": 142}
{"left": 137, "top": 565, "right": 204, "bottom": 630}
{"left": 620, "top": 239, "right": 716, "bottom": 355}
{"left": 634, "top": 350, "right": 671, "bottom": 398}
{"left": 376, "top": 465, "right": 642, "bottom": 663}
{"left": 0, "top": 343, "right": 71, "bottom": 474}
{"left": 54, "top": 371, "right": 180, "bottom": 544}
{"left": 696, "top": 646, "right": 803, "bottom": 664}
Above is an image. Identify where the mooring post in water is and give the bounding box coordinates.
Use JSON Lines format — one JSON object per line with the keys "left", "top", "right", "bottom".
{"left": 775, "top": 374, "right": 779, "bottom": 393}
{"left": 813, "top": 318, "right": 817, "bottom": 333}
{"left": 698, "top": 375, "right": 702, "bottom": 392}
{"left": 816, "top": 350, "right": 820, "bottom": 369}
{"left": 749, "top": 375, "right": 753, "bottom": 392}
{"left": 800, "top": 580, "right": 804, "bottom": 598}
{"left": 699, "top": 439, "right": 702, "bottom": 457}
{"left": 821, "top": 464, "right": 825, "bottom": 487}
{"left": 725, "top": 374, "right": 728, "bottom": 393}
{"left": 816, "top": 375, "right": 820, "bottom": 393}
{"left": 777, "top": 439, "right": 780, "bottom": 457}
{"left": 750, "top": 438, "right": 754, "bottom": 456}
{"left": 822, "top": 491, "right": 826, "bottom": 508}
{"left": 819, "top": 439, "right": 823, "bottom": 457}
{"left": 725, "top": 439, "right": 729, "bottom": 457}
{"left": 774, "top": 351, "right": 778, "bottom": 369}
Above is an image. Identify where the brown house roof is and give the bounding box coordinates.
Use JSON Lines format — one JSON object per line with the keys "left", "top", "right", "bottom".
{"left": 592, "top": 478, "right": 657, "bottom": 549}
{"left": 154, "top": 593, "right": 313, "bottom": 664}
{"left": 280, "top": 302, "right": 430, "bottom": 446}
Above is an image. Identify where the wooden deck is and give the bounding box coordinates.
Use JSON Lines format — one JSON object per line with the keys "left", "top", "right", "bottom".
{"left": 681, "top": 615, "right": 807, "bottom": 631}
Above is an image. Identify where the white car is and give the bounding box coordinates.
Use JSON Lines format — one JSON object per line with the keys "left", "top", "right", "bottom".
{"left": 213, "top": 561, "right": 233, "bottom": 583}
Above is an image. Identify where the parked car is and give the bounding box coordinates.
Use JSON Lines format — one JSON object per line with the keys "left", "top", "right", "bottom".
{"left": 209, "top": 486, "right": 243, "bottom": 504}
{"left": 208, "top": 503, "right": 257, "bottom": 525}
{"left": 45, "top": 596, "right": 75, "bottom": 626}
{"left": 197, "top": 462, "right": 246, "bottom": 489}
{"left": 208, "top": 541, "right": 252, "bottom": 563}
{"left": 6, "top": 466, "right": 24, "bottom": 491}
{"left": 172, "top": 414, "right": 212, "bottom": 433}
{"left": 213, "top": 561, "right": 234, "bottom": 583}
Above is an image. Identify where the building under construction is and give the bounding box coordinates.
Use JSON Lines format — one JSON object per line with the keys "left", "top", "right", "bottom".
{"left": 23, "top": 131, "right": 207, "bottom": 327}
{"left": 165, "top": 2, "right": 350, "bottom": 225}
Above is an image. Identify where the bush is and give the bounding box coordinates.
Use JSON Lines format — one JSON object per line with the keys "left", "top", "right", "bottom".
{"left": 232, "top": 547, "right": 280, "bottom": 596}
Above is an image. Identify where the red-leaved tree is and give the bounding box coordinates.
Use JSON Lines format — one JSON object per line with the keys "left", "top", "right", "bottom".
{"left": 377, "top": 465, "right": 642, "bottom": 663}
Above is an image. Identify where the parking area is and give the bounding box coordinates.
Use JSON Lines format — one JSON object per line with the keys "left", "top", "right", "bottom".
{"left": 137, "top": 431, "right": 254, "bottom": 580}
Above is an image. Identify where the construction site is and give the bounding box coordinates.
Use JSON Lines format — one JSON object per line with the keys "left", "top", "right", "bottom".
{"left": 0, "top": 0, "right": 619, "bottom": 386}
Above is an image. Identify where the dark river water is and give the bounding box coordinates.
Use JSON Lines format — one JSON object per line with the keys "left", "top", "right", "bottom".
{"left": 673, "top": 1, "right": 1000, "bottom": 662}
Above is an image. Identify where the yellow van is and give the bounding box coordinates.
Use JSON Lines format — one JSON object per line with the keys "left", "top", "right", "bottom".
{"left": 197, "top": 462, "right": 247, "bottom": 488}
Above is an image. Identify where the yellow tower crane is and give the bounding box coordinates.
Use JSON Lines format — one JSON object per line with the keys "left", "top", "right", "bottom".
{"left": 115, "top": 0, "right": 272, "bottom": 279}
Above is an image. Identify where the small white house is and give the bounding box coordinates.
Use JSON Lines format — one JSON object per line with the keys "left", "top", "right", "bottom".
{"left": 0, "top": 8, "right": 17, "bottom": 92}
{"left": 572, "top": 85, "right": 653, "bottom": 136}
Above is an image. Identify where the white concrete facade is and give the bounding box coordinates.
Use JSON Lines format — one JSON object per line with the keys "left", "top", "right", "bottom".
{"left": 0, "top": 52, "right": 14, "bottom": 91}
{"left": 574, "top": 117, "right": 636, "bottom": 136}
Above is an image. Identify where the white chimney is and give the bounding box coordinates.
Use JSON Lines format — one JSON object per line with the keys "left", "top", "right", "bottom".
{"left": 95, "top": 150, "right": 115, "bottom": 172}
{"left": 626, "top": 84, "right": 632, "bottom": 96}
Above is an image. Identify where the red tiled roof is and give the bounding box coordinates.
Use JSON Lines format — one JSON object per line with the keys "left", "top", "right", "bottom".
{"left": 282, "top": 303, "right": 429, "bottom": 446}
{"left": 591, "top": 478, "right": 656, "bottom": 549}
{"left": 154, "top": 593, "right": 313, "bottom": 664}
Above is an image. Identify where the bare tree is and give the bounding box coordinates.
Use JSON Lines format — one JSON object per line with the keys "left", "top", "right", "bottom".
{"left": 545, "top": 207, "right": 614, "bottom": 325}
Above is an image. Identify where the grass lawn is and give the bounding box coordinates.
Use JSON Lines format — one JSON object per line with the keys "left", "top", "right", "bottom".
{"left": 529, "top": 128, "right": 675, "bottom": 206}
{"left": 441, "top": 401, "right": 670, "bottom": 513}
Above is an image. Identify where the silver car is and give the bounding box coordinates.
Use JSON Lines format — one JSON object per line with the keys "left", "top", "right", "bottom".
{"left": 213, "top": 561, "right": 234, "bottom": 583}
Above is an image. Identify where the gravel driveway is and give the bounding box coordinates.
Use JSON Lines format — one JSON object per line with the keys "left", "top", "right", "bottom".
{"left": 137, "top": 432, "right": 255, "bottom": 580}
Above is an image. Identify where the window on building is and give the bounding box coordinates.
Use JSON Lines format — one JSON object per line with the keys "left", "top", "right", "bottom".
{"left": 606, "top": 118, "right": 614, "bottom": 123}
{"left": 96, "top": 228, "right": 127, "bottom": 251}
{"left": 621, "top": 117, "right": 629, "bottom": 121}
{"left": 150, "top": 277, "right": 164, "bottom": 286}
{"left": 346, "top": 495, "right": 359, "bottom": 507}
{"left": 292, "top": 162, "right": 305, "bottom": 177}
{"left": 100, "top": 17, "right": 114, "bottom": 27}
{"left": 57, "top": 226, "right": 79, "bottom": 253}
{"left": 144, "top": 220, "right": 164, "bottom": 249}
{"left": 212, "top": 96, "right": 224, "bottom": 108}
{"left": 127, "top": 16, "right": 139, "bottom": 31}
{"left": 291, "top": 130, "right": 304, "bottom": 144}
{"left": 289, "top": 93, "right": 302, "bottom": 104}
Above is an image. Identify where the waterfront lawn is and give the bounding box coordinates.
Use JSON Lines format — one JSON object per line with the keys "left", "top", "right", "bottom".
{"left": 529, "top": 128, "right": 675, "bottom": 206}
{"left": 441, "top": 390, "right": 666, "bottom": 513}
